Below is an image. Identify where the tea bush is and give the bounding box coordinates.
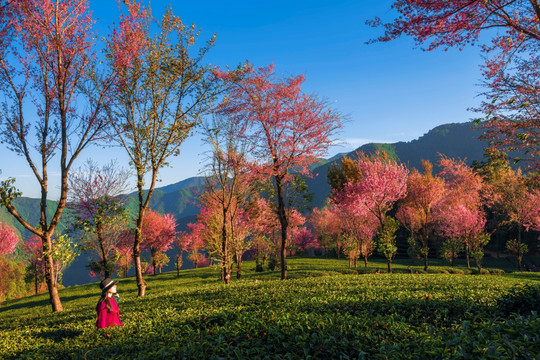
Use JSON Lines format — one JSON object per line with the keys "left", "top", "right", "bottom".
{"left": 1, "top": 258, "right": 539, "bottom": 359}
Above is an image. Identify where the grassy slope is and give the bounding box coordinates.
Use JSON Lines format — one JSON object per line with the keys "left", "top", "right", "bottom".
{"left": 1, "top": 258, "right": 539, "bottom": 359}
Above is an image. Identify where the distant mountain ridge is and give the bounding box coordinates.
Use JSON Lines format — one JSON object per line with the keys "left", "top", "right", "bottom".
{"left": 1, "top": 121, "right": 491, "bottom": 285}
{"left": 306, "top": 121, "right": 488, "bottom": 207}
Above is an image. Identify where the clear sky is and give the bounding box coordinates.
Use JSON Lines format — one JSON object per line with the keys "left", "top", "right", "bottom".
{"left": 0, "top": 0, "right": 485, "bottom": 199}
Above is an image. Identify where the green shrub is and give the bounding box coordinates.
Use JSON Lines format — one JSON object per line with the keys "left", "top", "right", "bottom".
{"left": 267, "top": 258, "right": 278, "bottom": 271}
{"left": 496, "top": 284, "right": 540, "bottom": 316}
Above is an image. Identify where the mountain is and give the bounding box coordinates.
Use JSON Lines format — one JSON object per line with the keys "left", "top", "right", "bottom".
{"left": 2, "top": 121, "right": 491, "bottom": 285}
{"left": 306, "top": 121, "right": 488, "bottom": 207}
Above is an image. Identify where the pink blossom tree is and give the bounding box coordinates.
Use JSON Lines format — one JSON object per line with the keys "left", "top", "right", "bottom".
{"left": 435, "top": 156, "right": 488, "bottom": 270}
{"left": 332, "top": 201, "right": 378, "bottom": 268}
{"left": 332, "top": 153, "right": 408, "bottom": 272}
{"left": 174, "top": 231, "right": 191, "bottom": 277}
{"left": 248, "top": 197, "right": 277, "bottom": 266}
{"left": 521, "top": 190, "right": 540, "bottom": 233}
{"left": 23, "top": 236, "right": 45, "bottom": 295}
{"left": 0, "top": 223, "right": 19, "bottom": 256}
{"left": 181, "top": 222, "right": 207, "bottom": 269}
{"left": 67, "top": 159, "right": 130, "bottom": 278}
{"left": 369, "top": 1, "right": 540, "bottom": 170}
{"left": 114, "top": 230, "right": 133, "bottom": 278}
{"left": 0, "top": 0, "right": 124, "bottom": 312}
{"left": 293, "top": 227, "right": 319, "bottom": 254}
{"left": 396, "top": 160, "right": 445, "bottom": 271}
{"left": 105, "top": 1, "right": 220, "bottom": 296}
{"left": 436, "top": 204, "right": 488, "bottom": 270}
{"left": 215, "top": 64, "right": 342, "bottom": 279}
{"left": 310, "top": 207, "right": 341, "bottom": 257}
{"left": 141, "top": 210, "right": 177, "bottom": 275}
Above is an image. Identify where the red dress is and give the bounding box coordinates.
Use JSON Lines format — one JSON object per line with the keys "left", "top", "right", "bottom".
{"left": 96, "top": 297, "right": 123, "bottom": 329}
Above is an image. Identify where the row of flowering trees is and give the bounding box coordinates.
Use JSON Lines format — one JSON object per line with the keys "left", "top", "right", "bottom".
{"left": 177, "top": 151, "right": 539, "bottom": 277}
{"left": 319, "top": 152, "right": 539, "bottom": 272}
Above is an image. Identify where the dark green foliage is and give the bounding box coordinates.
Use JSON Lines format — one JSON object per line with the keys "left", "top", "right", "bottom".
{"left": 267, "top": 258, "right": 279, "bottom": 271}
{"left": 496, "top": 284, "right": 540, "bottom": 316}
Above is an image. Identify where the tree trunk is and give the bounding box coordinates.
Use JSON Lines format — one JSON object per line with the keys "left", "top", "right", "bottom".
{"left": 133, "top": 221, "right": 147, "bottom": 296}
{"left": 43, "top": 234, "right": 63, "bottom": 312}
{"left": 274, "top": 175, "right": 288, "bottom": 280}
{"left": 476, "top": 258, "right": 482, "bottom": 272}
{"left": 176, "top": 254, "right": 182, "bottom": 277}
{"left": 134, "top": 171, "right": 148, "bottom": 297}
{"left": 222, "top": 209, "right": 229, "bottom": 284}
{"left": 236, "top": 253, "right": 242, "bottom": 279}
{"left": 151, "top": 249, "right": 157, "bottom": 276}
{"left": 97, "top": 223, "right": 110, "bottom": 278}
{"left": 364, "top": 256, "right": 368, "bottom": 268}
{"left": 34, "top": 263, "right": 39, "bottom": 295}
{"left": 387, "top": 259, "right": 392, "bottom": 273}
{"left": 133, "top": 250, "right": 146, "bottom": 296}
{"left": 424, "top": 253, "right": 429, "bottom": 272}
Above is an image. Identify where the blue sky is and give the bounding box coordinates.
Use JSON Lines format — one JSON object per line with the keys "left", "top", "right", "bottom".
{"left": 1, "top": 0, "right": 485, "bottom": 199}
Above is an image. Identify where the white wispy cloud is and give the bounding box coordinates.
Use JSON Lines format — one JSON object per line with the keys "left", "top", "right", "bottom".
{"left": 333, "top": 137, "right": 389, "bottom": 150}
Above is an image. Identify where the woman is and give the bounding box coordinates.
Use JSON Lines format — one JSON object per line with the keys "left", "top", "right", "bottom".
{"left": 96, "top": 278, "right": 123, "bottom": 329}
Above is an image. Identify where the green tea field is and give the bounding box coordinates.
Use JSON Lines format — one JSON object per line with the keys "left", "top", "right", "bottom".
{"left": 1, "top": 258, "right": 539, "bottom": 359}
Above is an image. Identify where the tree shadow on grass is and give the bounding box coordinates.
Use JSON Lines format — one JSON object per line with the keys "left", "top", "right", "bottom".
{"left": 34, "top": 328, "right": 83, "bottom": 342}
{"left": 0, "top": 293, "right": 94, "bottom": 314}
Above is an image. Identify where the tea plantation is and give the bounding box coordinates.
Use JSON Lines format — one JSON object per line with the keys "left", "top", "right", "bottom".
{"left": 1, "top": 258, "right": 539, "bottom": 359}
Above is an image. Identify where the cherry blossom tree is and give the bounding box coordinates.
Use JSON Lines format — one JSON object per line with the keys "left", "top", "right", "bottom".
{"left": 68, "top": 159, "right": 130, "bottom": 278}
{"left": 105, "top": 1, "right": 220, "bottom": 296}
{"left": 181, "top": 222, "right": 207, "bottom": 269}
{"left": 435, "top": 156, "right": 488, "bottom": 270}
{"left": 114, "top": 230, "right": 134, "bottom": 278}
{"left": 396, "top": 160, "right": 445, "bottom": 271}
{"left": 0, "top": 223, "right": 19, "bottom": 256}
{"left": 436, "top": 204, "right": 488, "bottom": 270}
{"left": 140, "top": 210, "right": 176, "bottom": 276}
{"left": 200, "top": 112, "right": 253, "bottom": 283}
{"left": 247, "top": 197, "right": 277, "bottom": 265}
{"left": 310, "top": 207, "right": 342, "bottom": 257}
{"left": 369, "top": 1, "right": 540, "bottom": 169}
{"left": 326, "top": 196, "right": 378, "bottom": 268}
{"left": 23, "top": 236, "right": 45, "bottom": 295}
{"left": 215, "top": 64, "right": 342, "bottom": 279}
{"left": 293, "top": 227, "right": 319, "bottom": 254}
{"left": 510, "top": 188, "right": 540, "bottom": 234}
{"left": 0, "top": 0, "right": 121, "bottom": 312}
{"left": 332, "top": 153, "right": 408, "bottom": 272}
